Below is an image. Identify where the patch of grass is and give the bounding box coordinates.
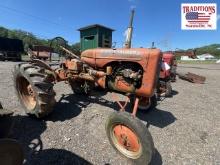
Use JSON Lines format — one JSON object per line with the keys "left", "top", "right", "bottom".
{"left": 177, "top": 60, "right": 217, "bottom": 64}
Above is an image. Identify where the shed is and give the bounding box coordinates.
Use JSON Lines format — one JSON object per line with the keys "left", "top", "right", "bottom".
{"left": 78, "top": 24, "right": 114, "bottom": 51}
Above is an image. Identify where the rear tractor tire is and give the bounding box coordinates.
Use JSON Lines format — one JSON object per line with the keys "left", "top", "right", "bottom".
{"left": 135, "top": 95, "right": 157, "bottom": 112}
{"left": 69, "top": 80, "right": 93, "bottom": 95}
{"left": 13, "top": 63, "right": 56, "bottom": 118}
{"left": 159, "top": 81, "right": 172, "bottom": 97}
{"left": 106, "top": 111, "right": 154, "bottom": 165}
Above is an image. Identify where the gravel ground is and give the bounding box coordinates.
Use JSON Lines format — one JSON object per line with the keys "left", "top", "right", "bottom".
{"left": 0, "top": 61, "right": 220, "bottom": 165}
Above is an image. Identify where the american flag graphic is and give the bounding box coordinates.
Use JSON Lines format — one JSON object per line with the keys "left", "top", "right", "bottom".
{"left": 185, "top": 12, "right": 211, "bottom": 24}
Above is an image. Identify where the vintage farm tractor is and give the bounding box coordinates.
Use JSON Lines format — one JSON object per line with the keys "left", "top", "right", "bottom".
{"left": 13, "top": 10, "right": 161, "bottom": 164}
{"left": 157, "top": 52, "right": 176, "bottom": 97}
{"left": 158, "top": 49, "right": 200, "bottom": 97}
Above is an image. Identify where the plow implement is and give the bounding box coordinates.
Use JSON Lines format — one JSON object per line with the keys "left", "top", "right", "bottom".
{"left": 177, "top": 72, "right": 206, "bottom": 84}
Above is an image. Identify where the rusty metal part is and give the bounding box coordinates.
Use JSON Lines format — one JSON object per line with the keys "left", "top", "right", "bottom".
{"left": 96, "top": 77, "right": 106, "bottom": 88}
{"left": 88, "top": 69, "right": 106, "bottom": 77}
{"left": 111, "top": 93, "right": 130, "bottom": 111}
{"left": 177, "top": 72, "right": 206, "bottom": 84}
{"left": 31, "top": 59, "right": 53, "bottom": 71}
{"left": 59, "top": 45, "right": 79, "bottom": 59}
{"left": 28, "top": 45, "right": 53, "bottom": 60}
{"left": 132, "top": 97, "right": 139, "bottom": 116}
{"left": 111, "top": 124, "right": 142, "bottom": 159}
{"left": 108, "top": 76, "right": 136, "bottom": 93}
{"left": 55, "top": 68, "right": 96, "bottom": 82}
{"left": 78, "top": 73, "right": 95, "bottom": 81}
{"left": 106, "top": 66, "right": 112, "bottom": 75}
{"left": 110, "top": 93, "right": 139, "bottom": 117}
{"left": 64, "top": 59, "right": 83, "bottom": 72}
{"left": 55, "top": 68, "right": 67, "bottom": 81}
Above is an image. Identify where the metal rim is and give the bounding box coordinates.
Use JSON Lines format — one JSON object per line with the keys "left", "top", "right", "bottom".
{"left": 138, "top": 97, "right": 151, "bottom": 110}
{"left": 17, "top": 76, "right": 36, "bottom": 111}
{"left": 110, "top": 124, "right": 142, "bottom": 159}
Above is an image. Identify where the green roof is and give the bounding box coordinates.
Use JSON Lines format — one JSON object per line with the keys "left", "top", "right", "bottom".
{"left": 78, "top": 24, "right": 115, "bottom": 31}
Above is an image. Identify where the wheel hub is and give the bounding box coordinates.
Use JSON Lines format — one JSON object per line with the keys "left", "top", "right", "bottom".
{"left": 113, "top": 125, "right": 140, "bottom": 153}
{"left": 26, "top": 84, "right": 36, "bottom": 104}
{"left": 17, "top": 77, "right": 37, "bottom": 111}
{"left": 27, "top": 85, "right": 35, "bottom": 97}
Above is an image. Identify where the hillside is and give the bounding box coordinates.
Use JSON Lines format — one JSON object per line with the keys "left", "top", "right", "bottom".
{"left": 193, "top": 44, "right": 220, "bottom": 58}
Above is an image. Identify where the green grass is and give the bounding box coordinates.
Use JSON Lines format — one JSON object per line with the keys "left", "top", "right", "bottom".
{"left": 177, "top": 60, "right": 217, "bottom": 64}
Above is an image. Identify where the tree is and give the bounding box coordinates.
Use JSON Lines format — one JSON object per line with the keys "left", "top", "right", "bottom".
{"left": 70, "top": 42, "right": 80, "bottom": 55}
{"left": 0, "top": 27, "right": 8, "bottom": 37}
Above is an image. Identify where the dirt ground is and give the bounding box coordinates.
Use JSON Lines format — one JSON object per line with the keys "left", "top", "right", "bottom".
{"left": 0, "top": 61, "right": 220, "bottom": 165}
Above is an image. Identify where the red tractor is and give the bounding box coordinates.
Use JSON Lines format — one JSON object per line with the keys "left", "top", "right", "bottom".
{"left": 13, "top": 10, "right": 161, "bottom": 164}
{"left": 158, "top": 50, "right": 197, "bottom": 97}
{"left": 157, "top": 52, "right": 176, "bottom": 97}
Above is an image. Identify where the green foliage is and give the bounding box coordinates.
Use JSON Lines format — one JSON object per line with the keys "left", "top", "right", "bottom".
{"left": 70, "top": 42, "right": 80, "bottom": 55}
{"left": 190, "top": 44, "right": 220, "bottom": 58}
{"left": 0, "top": 26, "right": 80, "bottom": 55}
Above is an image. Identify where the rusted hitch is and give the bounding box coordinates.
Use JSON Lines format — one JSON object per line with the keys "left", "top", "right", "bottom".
{"left": 177, "top": 72, "right": 206, "bottom": 84}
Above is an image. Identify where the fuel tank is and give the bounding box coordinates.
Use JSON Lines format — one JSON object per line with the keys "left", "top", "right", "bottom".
{"left": 81, "top": 48, "right": 162, "bottom": 97}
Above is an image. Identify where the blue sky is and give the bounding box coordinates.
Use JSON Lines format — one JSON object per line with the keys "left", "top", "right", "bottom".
{"left": 0, "top": 0, "right": 219, "bottom": 51}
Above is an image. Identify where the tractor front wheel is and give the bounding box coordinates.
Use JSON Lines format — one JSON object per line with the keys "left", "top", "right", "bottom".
{"left": 106, "top": 111, "right": 154, "bottom": 165}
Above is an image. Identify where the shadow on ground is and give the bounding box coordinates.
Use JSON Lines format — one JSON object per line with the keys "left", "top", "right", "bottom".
{"left": 171, "top": 90, "right": 179, "bottom": 96}
{"left": 150, "top": 149, "right": 163, "bottom": 165}
{"left": 137, "top": 107, "right": 177, "bottom": 129}
{"left": 9, "top": 115, "right": 92, "bottom": 165}
{"left": 7, "top": 89, "right": 176, "bottom": 165}
{"left": 46, "top": 91, "right": 118, "bottom": 122}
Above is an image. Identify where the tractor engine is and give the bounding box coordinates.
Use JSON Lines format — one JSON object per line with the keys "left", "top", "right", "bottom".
{"left": 107, "top": 64, "right": 143, "bottom": 93}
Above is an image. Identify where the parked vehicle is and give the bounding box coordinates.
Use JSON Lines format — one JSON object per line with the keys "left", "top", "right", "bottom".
{"left": 0, "top": 37, "right": 24, "bottom": 61}
{"left": 13, "top": 10, "right": 160, "bottom": 164}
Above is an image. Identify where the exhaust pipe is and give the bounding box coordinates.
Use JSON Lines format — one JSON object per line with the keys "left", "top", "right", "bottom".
{"left": 124, "top": 9, "right": 135, "bottom": 48}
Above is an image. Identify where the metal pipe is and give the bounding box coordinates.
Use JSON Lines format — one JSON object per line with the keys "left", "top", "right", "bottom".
{"left": 124, "top": 9, "right": 135, "bottom": 48}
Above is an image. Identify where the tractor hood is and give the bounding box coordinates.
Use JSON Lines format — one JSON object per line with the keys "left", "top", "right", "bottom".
{"left": 81, "top": 48, "right": 161, "bottom": 68}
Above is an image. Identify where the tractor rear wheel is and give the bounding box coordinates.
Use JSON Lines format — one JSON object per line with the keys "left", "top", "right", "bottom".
{"left": 13, "top": 63, "right": 56, "bottom": 118}
{"left": 106, "top": 111, "right": 154, "bottom": 165}
{"left": 137, "top": 95, "right": 157, "bottom": 112}
{"left": 159, "top": 81, "right": 172, "bottom": 97}
{"left": 69, "top": 80, "right": 92, "bottom": 95}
